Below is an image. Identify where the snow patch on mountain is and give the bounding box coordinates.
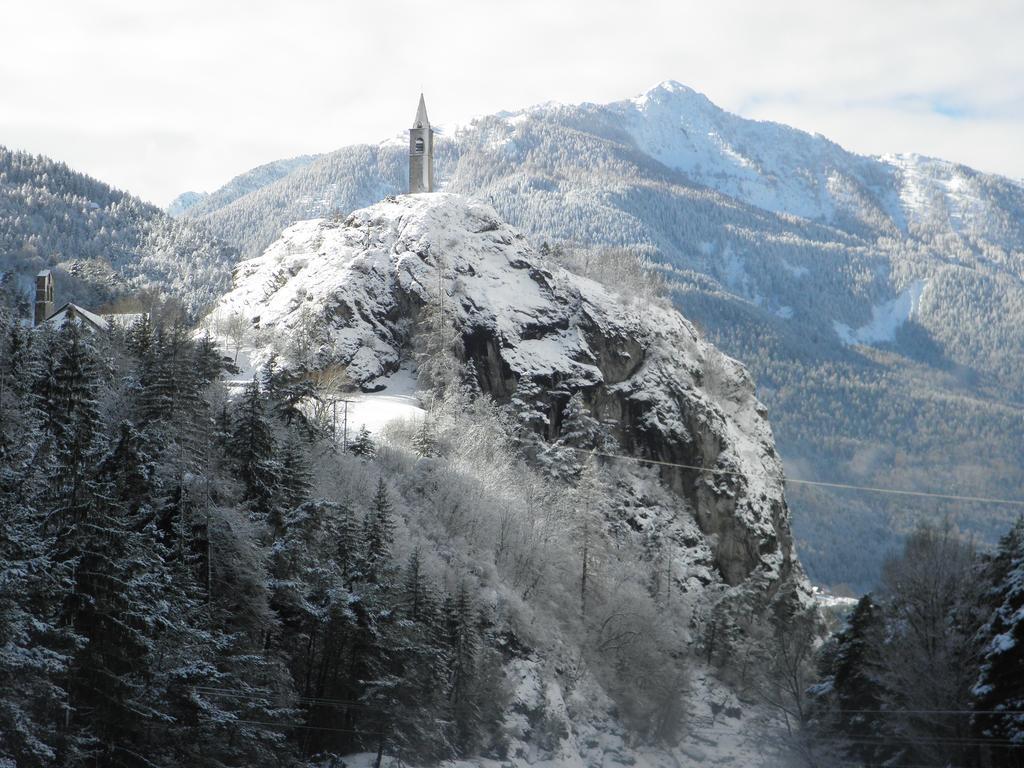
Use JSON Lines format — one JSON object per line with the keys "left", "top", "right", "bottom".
{"left": 887, "top": 153, "right": 988, "bottom": 234}
{"left": 834, "top": 279, "right": 928, "bottom": 346}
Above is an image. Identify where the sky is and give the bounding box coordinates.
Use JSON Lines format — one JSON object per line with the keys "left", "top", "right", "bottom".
{"left": 2, "top": 0, "right": 1022, "bottom": 207}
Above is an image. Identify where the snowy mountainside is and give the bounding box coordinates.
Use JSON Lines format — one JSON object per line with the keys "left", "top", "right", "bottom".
{"left": 180, "top": 81, "right": 1024, "bottom": 371}
{"left": 204, "top": 192, "right": 815, "bottom": 765}
{"left": 208, "top": 193, "right": 806, "bottom": 594}
{"left": 610, "top": 81, "right": 904, "bottom": 229}
{"left": 182, "top": 83, "right": 1024, "bottom": 590}
{"left": 0, "top": 145, "right": 236, "bottom": 314}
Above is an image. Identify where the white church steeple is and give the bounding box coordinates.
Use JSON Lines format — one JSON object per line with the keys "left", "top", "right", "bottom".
{"left": 408, "top": 94, "right": 434, "bottom": 193}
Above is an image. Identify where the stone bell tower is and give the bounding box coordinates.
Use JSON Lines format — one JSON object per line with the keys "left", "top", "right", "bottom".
{"left": 408, "top": 93, "right": 434, "bottom": 194}
{"left": 34, "top": 270, "right": 54, "bottom": 325}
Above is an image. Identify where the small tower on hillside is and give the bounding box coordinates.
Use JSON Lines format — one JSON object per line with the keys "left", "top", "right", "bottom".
{"left": 34, "top": 270, "right": 54, "bottom": 325}
{"left": 408, "top": 94, "right": 434, "bottom": 194}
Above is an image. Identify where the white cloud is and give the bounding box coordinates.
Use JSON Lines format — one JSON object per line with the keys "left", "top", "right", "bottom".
{"left": 1, "top": 0, "right": 1021, "bottom": 205}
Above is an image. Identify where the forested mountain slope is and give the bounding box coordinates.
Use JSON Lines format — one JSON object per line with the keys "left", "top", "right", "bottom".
{"left": 0, "top": 146, "right": 236, "bottom": 314}
{"left": 178, "top": 83, "right": 1024, "bottom": 591}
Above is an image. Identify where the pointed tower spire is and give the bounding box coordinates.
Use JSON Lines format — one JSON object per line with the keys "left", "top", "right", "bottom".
{"left": 408, "top": 94, "right": 434, "bottom": 193}
{"left": 413, "top": 93, "right": 430, "bottom": 129}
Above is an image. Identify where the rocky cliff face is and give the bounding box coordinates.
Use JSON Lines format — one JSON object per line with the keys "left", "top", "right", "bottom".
{"left": 209, "top": 192, "right": 807, "bottom": 599}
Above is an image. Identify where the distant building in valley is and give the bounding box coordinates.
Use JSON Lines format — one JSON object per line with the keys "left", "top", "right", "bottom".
{"left": 29, "top": 270, "right": 146, "bottom": 333}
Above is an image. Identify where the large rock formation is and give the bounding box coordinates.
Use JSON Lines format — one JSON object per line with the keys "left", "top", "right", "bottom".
{"left": 209, "top": 193, "right": 806, "bottom": 597}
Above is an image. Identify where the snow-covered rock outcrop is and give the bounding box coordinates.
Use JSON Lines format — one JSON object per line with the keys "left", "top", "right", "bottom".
{"left": 209, "top": 192, "right": 806, "bottom": 595}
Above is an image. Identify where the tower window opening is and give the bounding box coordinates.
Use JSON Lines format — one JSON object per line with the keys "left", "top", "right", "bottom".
{"left": 414, "top": 137, "right": 424, "bottom": 153}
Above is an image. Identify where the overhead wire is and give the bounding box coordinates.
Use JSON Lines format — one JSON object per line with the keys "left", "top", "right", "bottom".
{"left": 575, "top": 448, "right": 1024, "bottom": 508}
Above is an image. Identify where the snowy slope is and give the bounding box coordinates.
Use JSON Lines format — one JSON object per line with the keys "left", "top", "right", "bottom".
{"left": 613, "top": 81, "right": 904, "bottom": 227}
{"left": 206, "top": 192, "right": 813, "bottom": 765}
{"left": 181, "top": 81, "right": 1024, "bottom": 353}
{"left": 207, "top": 192, "right": 805, "bottom": 592}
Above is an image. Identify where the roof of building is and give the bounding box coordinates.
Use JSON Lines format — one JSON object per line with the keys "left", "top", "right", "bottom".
{"left": 43, "top": 302, "right": 109, "bottom": 332}
{"left": 413, "top": 93, "right": 430, "bottom": 128}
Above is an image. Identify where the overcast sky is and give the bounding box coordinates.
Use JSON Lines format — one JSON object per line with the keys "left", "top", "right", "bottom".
{"left": 2, "top": 0, "right": 1021, "bottom": 207}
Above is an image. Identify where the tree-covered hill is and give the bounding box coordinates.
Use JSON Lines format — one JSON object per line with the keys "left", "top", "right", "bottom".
{"left": 0, "top": 145, "right": 237, "bottom": 315}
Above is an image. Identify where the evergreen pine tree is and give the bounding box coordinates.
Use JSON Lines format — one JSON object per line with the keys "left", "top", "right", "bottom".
{"left": 822, "top": 594, "right": 894, "bottom": 766}
{"left": 278, "top": 433, "right": 313, "bottom": 514}
{"left": 229, "top": 380, "right": 279, "bottom": 518}
{"left": 349, "top": 425, "right": 376, "bottom": 458}
{"left": 138, "top": 323, "right": 207, "bottom": 463}
{"left": 445, "top": 582, "right": 482, "bottom": 755}
{"left": 0, "top": 472, "right": 75, "bottom": 767}
{"left": 48, "top": 320, "right": 104, "bottom": 531}
{"left": 260, "top": 352, "right": 316, "bottom": 433}
{"left": 540, "top": 391, "right": 617, "bottom": 479}
{"left": 335, "top": 502, "right": 364, "bottom": 584}
{"left": 559, "top": 391, "right": 602, "bottom": 447}
{"left": 382, "top": 549, "right": 451, "bottom": 761}
{"left": 363, "top": 479, "right": 396, "bottom": 582}
{"left": 124, "top": 313, "right": 153, "bottom": 360}
{"left": 55, "top": 413, "right": 176, "bottom": 765}
{"left": 194, "top": 329, "right": 227, "bottom": 385}
{"left": 973, "top": 518, "right": 1024, "bottom": 766}
{"left": 411, "top": 417, "right": 438, "bottom": 457}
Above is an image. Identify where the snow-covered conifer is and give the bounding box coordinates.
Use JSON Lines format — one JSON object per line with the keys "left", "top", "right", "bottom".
{"left": 973, "top": 518, "right": 1024, "bottom": 761}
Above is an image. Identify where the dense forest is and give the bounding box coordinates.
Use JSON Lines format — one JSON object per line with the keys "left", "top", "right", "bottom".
{"left": 4, "top": 306, "right": 1022, "bottom": 767}
{"left": 0, "top": 310, "right": 516, "bottom": 766}
{"left": 0, "top": 146, "right": 236, "bottom": 315}
{"left": 0, "top": 296, "right": 718, "bottom": 766}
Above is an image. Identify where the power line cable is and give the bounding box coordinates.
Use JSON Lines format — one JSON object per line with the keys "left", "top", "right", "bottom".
{"left": 577, "top": 449, "right": 1024, "bottom": 508}
{"left": 826, "top": 708, "right": 1024, "bottom": 716}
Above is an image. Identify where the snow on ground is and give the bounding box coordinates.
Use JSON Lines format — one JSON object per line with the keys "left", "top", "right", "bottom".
{"left": 811, "top": 585, "right": 859, "bottom": 612}
{"left": 217, "top": 334, "right": 425, "bottom": 439}
{"left": 833, "top": 279, "right": 927, "bottom": 346}
{"left": 331, "top": 366, "right": 426, "bottom": 441}
{"left": 310, "top": 665, "right": 805, "bottom": 768}
{"left": 886, "top": 153, "right": 987, "bottom": 233}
